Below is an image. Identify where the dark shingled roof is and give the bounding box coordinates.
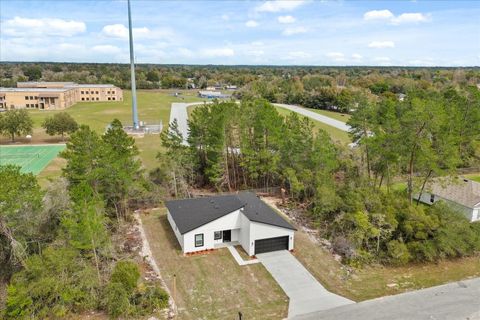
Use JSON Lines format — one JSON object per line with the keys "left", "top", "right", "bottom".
{"left": 165, "top": 192, "right": 295, "bottom": 234}
{"left": 236, "top": 192, "right": 296, "bottom": 231}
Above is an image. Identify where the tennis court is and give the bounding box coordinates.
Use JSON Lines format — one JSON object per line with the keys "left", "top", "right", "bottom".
{"left": 0, "top": 145, "right": 66, "bottom": 175}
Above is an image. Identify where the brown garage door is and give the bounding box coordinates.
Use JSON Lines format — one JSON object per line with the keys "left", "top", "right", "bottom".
{"left": 254, "top": 236, "right": 289, "bottom": 254}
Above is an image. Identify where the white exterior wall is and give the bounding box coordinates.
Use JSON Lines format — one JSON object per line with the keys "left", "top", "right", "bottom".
{"left": 416, "top": 192, "right": 476, "bottom": 222}
{"left": 238, "top": 211, "right": 251, "bottom": 254}
{"left": 167, "top": 209, "right": 184, "bottom": 250}
{"left": 248, "top": 222, "right": 295, "bottom": 256}
{"left": 182, "top": 209, "right": 242, "bottom": 253}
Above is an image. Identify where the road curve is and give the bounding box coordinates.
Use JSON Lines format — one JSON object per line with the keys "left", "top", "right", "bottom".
{"left": 274, "top": 103, "right": 351, "bottom": 132}
{"left": 169, "top": 101, "right": 351, "bottom": 145}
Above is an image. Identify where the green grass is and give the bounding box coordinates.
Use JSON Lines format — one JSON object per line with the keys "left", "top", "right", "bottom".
{"left": 141, "top": 209, "right": 288, "bottom": 320}
{"left": 0, "top": 90, "right": 203, "bottom": 184}
{"left": 309, "top": 109, "right": 351, "bottom": 122}
{"left": 274, "top": 106, "right": 351, "bottom": 144}
{"left": 465, "top": 173, "right": 480, "bottom": 183}
{"left": 0, "top": 144, "right": 65, "bottom": 175}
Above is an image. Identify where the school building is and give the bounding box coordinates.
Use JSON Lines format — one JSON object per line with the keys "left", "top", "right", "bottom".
{"left": 0, "top": 82, "right": 123, "bottom": 110}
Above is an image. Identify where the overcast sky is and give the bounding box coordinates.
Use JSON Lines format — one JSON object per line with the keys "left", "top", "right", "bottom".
{"left": 1, "top": 0, "right": 479, "bottom": 66}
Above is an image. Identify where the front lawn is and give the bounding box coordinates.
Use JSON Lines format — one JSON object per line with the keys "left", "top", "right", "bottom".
{"left": 140, "top": 208, "right": 288, "bottom": 320}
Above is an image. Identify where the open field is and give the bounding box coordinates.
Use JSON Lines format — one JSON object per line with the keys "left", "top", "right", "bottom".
{"left": 274, "top": 106, "right": 351, "bottom": 144}
{"left": 0, "top": 145, "right": 65, "bottom": 175}
{"left": 140, "top": 208, "right": 288, "bottom": 320}
{"left": 0, "top": 90, "right": 203, "bottom": 184}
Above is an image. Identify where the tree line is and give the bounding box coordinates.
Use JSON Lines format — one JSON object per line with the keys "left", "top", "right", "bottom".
{"left": 0, "top": 110, "right": 78, "bottom": 142}
{"left": 1, "top": 120, "right": 168, "bottom": 319}
{"left": 159, "top": 91, "right": 480, "bottom": 266}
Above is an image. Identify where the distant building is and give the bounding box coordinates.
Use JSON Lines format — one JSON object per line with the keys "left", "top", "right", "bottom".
{"left": 398, "top": 93, "right": 406, "bottom": 101}
{"left": 205, "top": 86, "right": 217, "bottom": 91}
{"left": 198, "top": 90, "right": 230, "bottom": 99}
{"left": 0, "top": 82, "right": 123, "bottom": 110}
{"left": 226, "top": 85, "right": 238, "bottom": 90}
{"left": 415, "top": 177, "right": 480, "bottom": 222}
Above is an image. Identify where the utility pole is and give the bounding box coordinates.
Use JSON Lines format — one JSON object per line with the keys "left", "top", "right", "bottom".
{"left": 127, "top": 0, "right": 139, "bottom": 129}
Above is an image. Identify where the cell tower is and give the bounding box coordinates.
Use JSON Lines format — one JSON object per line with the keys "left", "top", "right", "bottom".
{"left": 128, "top": 0, "right": 139, "bottom": 129}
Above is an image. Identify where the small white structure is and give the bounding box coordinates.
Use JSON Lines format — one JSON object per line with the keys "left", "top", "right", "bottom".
{"left": 416, "top": 177, "right": 480, "bottom": 222}
{"left": 166, "top": 192, "right": 295, "bottom": 256}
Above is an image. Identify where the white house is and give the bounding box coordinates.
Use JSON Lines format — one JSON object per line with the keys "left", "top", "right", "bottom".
{"left": 166, "top": 192, "right": 296, "bottom": 256}
{"left": 416, "top": 177, "right": 480, "bottom": 222}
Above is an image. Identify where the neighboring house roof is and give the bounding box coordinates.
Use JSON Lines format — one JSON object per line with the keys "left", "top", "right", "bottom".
{"left": 165, "top": 192, "right": 296, "bottom": 234}
{"left": 428, "top": 178, "right": 480, "bottom": 208}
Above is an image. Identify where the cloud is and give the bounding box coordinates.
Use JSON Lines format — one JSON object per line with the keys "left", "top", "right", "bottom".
{"left": 282, "top": 26, "right": 307, "bottom": 36}
{"left": 251, "top": 41, "right": 264, "bottom": 46}
{"left": 288, "top": 51, "right": 311, "bottom": 59}
{"left": 373, "top": 57, "right": 391, "bottom": 65}
{"left": 368, "top": 41, "right": 395, "bottom": 48}
{"left": 92, "top": 45, "right": 121, "bottom": 54}
{"left": 2, "top": 16, "right": 86, "bottom": 37}
{"left": 278, "top": 15, "right": 296, "bottom": 24}
{"left": 221, "top": 14, "right": 230, "bottom": 21}
{"left": 364, "top": 10, "right": 430, "bottom": 25}
{"left": 363, "top": 10, "right": 394, "bottom": 21}
{"left": 245, "top": 20, "right": 259, "bottom": 27}
{"left": 246, "top": 50, "right": 265, "bottom": 57}
{"left": 351, "top": 53, "right": 363, "bottom": 60}
{"left": 392, "top": 13, "right": 430, "bottom": 24}
{"left": 200, "top": 47, "right": 235, "bottom": 57}
{"left": 326, "top": 52, "right": 345, "bottom": 62}
{"left": 255, "top": 1, "right": 307, "bottom": 13}
{"left": 178, "top": 48, "right": 194, "bottom": 58}
{"left": 102, "top": 24, "right": 150, "bottom": 39}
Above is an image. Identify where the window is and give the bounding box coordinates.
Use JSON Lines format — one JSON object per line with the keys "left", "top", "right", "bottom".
{"left": 96, "top": 91, "right": 99, "bottom": 94}
{"left": 30, "top": 96, "right": 34, "bottom": 100}
{"left": 81, "top": 97, "right": 85, "bottom": 101}
{"left": 108, "top": 97, "right": 111, "bottom": 100}
{"left": 26, "top": 104, "right": 30, "bottom": 108}
{"left": 86, "top": 97, "right": 89, "bottom": 101}
{"left": 112, "top": 97, "right": 116, "bottom": 100}
{"left": 96, "top": 97, "right": 99, "bottom": 101}
{"left": 34, "top": 96, "right": 38, "bottom": 99}
{"left": 195, "top": 234, "right": 204, "bottom": 247}
{"left": 214, "top": 231, "right": 222, "bottom": 240}
{"left": 25, "top": 96, "right": 29, "bottom": 100}
{"left": 81, "top": 91, "right": 84, "bottom": 94}
{"left": 430, "top": 194, "right": 435, "bottom": 203}
{"left": 35, "top": 104, "right": 38, "bottom": 108}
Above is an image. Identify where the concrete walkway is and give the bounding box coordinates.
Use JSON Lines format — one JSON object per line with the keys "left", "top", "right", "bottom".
{"left": 292, "top": 278, "right": 480, "bottom": 320}
{"left": 256, "top": 251, "right": 354, "bottom": 318}
{"left": 273, "top": 103, "right": 351, "bottom": 132}
{"left": 227, "top": 246, "right": 260, "bottom": 266}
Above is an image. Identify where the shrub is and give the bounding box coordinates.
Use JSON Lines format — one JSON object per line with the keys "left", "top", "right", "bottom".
{"left": 105, "top": 282, "right": 130, "bottom": 318}
{"left": 110, "top": 260, "right": 140, "bottom": 294}
{"left": 131, "top": 285, "right": 169, "bottom": 315}
{"left": 387, "top": 240, "right": 411, "bottom": 265}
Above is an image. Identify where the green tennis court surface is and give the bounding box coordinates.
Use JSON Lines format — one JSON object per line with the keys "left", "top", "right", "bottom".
{"left": 0, "top": 145, "right": 66, "bottom": 175}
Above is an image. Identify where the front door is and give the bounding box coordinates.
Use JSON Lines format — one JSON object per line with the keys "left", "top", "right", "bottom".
{"left": 223, "top": 230, "right": 231, "bottom": 242}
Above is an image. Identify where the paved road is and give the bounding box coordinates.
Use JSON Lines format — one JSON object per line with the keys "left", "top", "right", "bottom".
{"left": 292, "top": 278, "right": 480, "bottom": 320}
{"left": 169, "top": 102, "right": 208, "bottom": 144}
{"left": 273, "top": 103, "right": 351, "bottom": 132}
{"left": 170, "top": 102, "right": 350, "bottom": 145}
{"left": 256, "top": 251, "right": 354, "bottom": 318}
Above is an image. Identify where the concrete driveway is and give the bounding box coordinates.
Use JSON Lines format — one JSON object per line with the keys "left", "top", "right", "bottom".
{"left": 256, "top": 250, "right": 354, "bottom": 318}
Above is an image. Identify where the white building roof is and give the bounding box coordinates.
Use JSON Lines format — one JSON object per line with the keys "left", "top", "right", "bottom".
{"left": 0, "top": 87, "right": 72, "bottom": 92}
